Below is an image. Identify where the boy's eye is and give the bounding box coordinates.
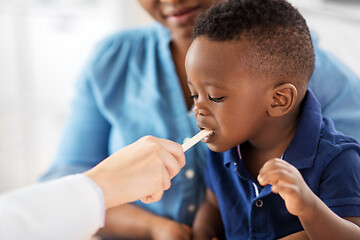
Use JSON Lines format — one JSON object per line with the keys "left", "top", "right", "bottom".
{"left": 208, "top": 95, "right": 225, "bottom": 103}
{"left": 190, "top": 94, "right": 198, "bottom": 100}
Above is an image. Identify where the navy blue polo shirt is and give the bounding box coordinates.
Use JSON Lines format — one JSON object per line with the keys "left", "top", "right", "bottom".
{"left": 205, "top": 90, "right": 360, "bottom": 239}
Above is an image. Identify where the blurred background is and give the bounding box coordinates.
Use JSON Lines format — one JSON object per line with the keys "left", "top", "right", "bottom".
{"left": 0, "top": 0, "right": 359, "bottom": 193}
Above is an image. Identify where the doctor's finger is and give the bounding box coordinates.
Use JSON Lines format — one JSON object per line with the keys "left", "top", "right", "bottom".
{"left": 141, "top": 165, "right": 170, "bottom": 203}
{"left": 161, "top": 164, "right": 172, "bottom": 191}
{"left": 152, "top": 137, "right": 186, "bottom": 168}
{"left": 159, "top": 149, "right": 183, "bottom": 179}
{"left": 140, "top": 190, "right": 165, "bottom": 204}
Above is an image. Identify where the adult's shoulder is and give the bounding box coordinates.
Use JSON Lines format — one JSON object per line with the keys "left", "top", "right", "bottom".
{"left": 102, "top": 23, "right": 169, "bottom": 46}
{"left": 88, "top": 23, "right": 170, "bottom": 65}
{"left": 308, "top": 31, "right": 360, "bottom": 140}
{"left": 80, "top": 22, "right": 171, "bottom": 89}
{"left": 309, "top": 32, "right": 360, "bottom": 101}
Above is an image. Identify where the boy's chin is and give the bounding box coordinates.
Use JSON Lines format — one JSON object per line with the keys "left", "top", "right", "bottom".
{"left": 207, "top": 143, "right": 232, "bottom": 153}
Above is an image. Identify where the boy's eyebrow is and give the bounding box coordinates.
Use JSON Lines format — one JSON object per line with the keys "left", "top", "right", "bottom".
{"left": 187, "top": 79, "right": 228, "bottom": 90}
{"left": 205, "top": 80, "right": 228, "bottom": 89}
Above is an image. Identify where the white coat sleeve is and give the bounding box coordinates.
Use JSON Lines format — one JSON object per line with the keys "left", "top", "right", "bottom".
{"left": 0, "top": 174, "right": 105, "bottom": 240}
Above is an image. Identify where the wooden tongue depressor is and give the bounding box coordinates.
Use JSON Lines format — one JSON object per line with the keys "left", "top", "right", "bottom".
{"left": 182, "top": 129, "right": 213, "bottom": 152}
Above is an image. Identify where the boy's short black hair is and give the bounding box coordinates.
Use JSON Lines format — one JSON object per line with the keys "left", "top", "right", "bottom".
{"left": 194, "top": 0, "right": 315, "bottom": 92}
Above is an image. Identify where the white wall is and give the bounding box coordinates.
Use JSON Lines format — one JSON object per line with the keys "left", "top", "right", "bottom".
{"left": 0, "top": 0, "right": 151, "bottom": 192}
{"left": 0, "top": 0, "right": 359, "bottom": 193}
{"left": 290, "top": 0, "right": 360, "bottom": 76}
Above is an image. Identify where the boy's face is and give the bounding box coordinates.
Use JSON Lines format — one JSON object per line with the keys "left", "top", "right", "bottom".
{"left": 137, "top": 0, "right": 222, "bottom": 38}
{"left": 185, "top": 37, "right": 273, "bottom": 152}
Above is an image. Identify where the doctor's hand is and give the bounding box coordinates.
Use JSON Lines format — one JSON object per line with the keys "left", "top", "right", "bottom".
{"left": 84, "top": 136, "right": 186, "bottom": 209}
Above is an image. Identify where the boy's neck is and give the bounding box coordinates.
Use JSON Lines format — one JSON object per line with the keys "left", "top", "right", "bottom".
{"left": 241, "top": 110, "right": 301, "bottom": 179}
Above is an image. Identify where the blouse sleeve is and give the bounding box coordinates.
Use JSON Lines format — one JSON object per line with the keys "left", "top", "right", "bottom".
{"left": 309, "top": 44, "right": 360, "bottom": 141}
{"left": 40, "top": 40, "right": 113, "bottom": 181}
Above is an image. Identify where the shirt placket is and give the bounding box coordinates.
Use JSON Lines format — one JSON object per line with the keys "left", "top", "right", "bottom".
{"left": 250, "top": 181, "right": 268, "bottom": 239}
{"left": 233, "top": 145, "right": 268, "bottom": 239}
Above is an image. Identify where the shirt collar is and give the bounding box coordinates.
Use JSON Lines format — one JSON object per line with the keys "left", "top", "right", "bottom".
{"left": 283, "top": 89, "right": 322, "bottom": 170}
{"left": 223, "top": 89, "right": 321, "bottom": 170}
{"left": 224, "top": 146, "right": 256, "bottom": 181}
{"left": 224, "top": 146, "right": 240, "bottom": 167}
{"left": 153, "top": 22, "right": 172, "bottom": 45}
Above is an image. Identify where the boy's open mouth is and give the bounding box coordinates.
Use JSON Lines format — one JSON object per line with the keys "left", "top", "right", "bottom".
{"left": 200, "top": 127, "right": 215, "bottom": 143}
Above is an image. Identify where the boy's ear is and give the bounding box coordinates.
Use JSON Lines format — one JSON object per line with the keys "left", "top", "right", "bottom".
{"left": 267, "top": 83, "right": 297, "bottom": 117}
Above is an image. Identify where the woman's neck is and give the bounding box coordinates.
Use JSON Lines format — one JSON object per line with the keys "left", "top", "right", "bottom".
{"left": 171, "top": 35, "right": 193, "bottom": 59}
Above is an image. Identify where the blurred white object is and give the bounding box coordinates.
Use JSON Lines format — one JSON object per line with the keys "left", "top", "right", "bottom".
{"left": 0, "top": 174, "right": 104, "bottom": 240}
{"left": 0, "top": 0, "right": 151, "bottom": 193}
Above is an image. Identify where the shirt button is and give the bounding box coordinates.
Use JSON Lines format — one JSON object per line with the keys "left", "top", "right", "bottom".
{"left": 183, "top": 137, "right": 191, "bottom": 144}
{"left": 187, "top": 204, "right": 196, "bottom": 213}
{"left": 185, "top": 169, "right": 195, "bottom": 179}
{"left": 233, "top": 162, "right": 238, "bottom": 171}
{"left": 255, "top": 199, "right": 263, "bottom": 208}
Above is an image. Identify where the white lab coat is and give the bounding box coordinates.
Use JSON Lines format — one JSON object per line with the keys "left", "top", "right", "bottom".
{"left": 0, "top": 174, "right": 104, "bottom": 240}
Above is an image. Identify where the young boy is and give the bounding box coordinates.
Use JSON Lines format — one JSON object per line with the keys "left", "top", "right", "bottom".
{"left": 185, "top": 0, "right": 360, "bottom": 239}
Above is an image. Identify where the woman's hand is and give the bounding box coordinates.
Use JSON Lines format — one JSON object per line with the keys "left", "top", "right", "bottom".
{"left": 85, "top": 136, "right": 186, "bottom": 209}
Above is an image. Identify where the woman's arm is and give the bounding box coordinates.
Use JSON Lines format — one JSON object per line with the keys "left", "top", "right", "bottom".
{"left": 192, "top": 188, "right": 225, "bottom": 240}
{"left": 40, "top": 69, "right": 112, "bottom": 181}
{"left": 98, "top": 204, "right": 192, "bottom": 240}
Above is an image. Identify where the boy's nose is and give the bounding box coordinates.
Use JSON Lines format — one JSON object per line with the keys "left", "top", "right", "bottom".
{"left": 193, "top": 103, "right": 208, "bottom": 116}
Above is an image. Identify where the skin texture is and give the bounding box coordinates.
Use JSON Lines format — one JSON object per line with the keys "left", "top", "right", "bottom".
{"left": 187, "top": 37, "right": 360, "bottom": 239}
{"left": 84, "top": 136, "right": 185, "bottom": 209}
